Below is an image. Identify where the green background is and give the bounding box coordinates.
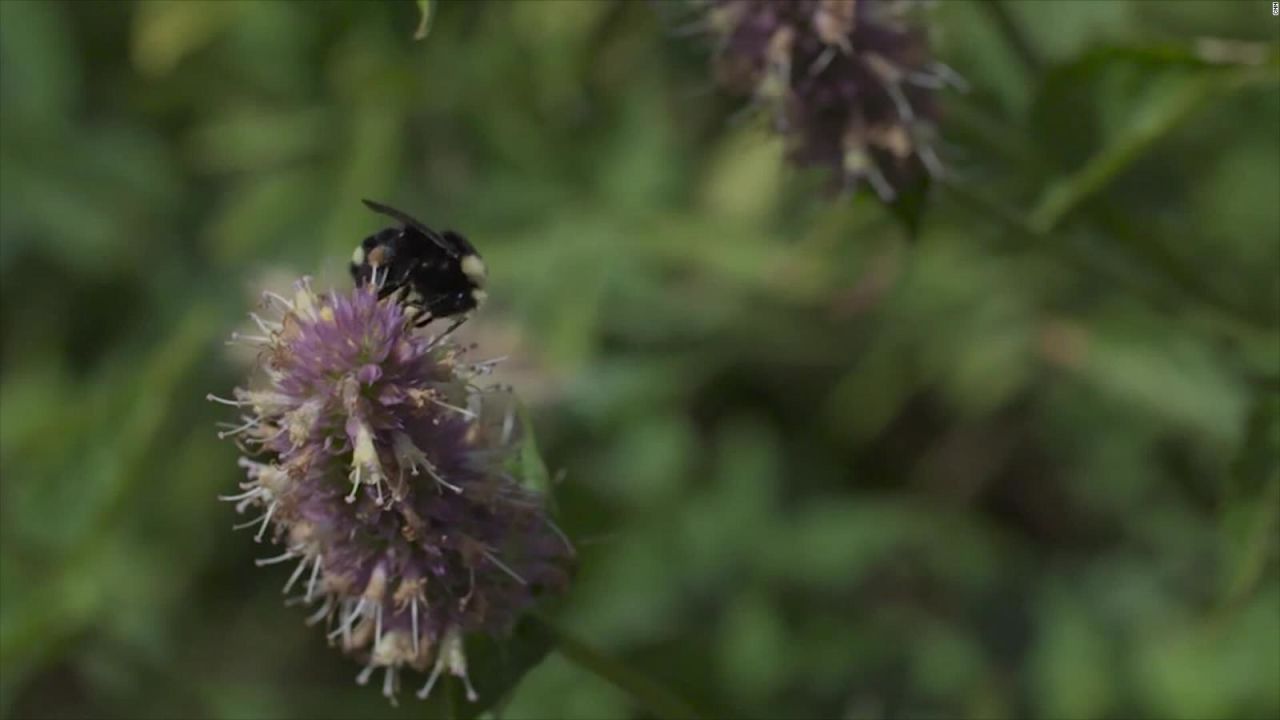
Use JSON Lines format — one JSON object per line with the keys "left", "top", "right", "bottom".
{"left": 1, "top": 1, "right": 1277, "bottom": 718}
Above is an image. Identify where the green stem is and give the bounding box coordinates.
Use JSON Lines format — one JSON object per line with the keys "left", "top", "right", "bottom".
{"left": 980, "top": 0, "right": 1042, "bottom": 78}
{"left": 442, "top": 677, "right": 458, "bottom": 720}
{"left": 534, "top": 617, "right": 701, "bottom": 720}
{"left": 939, "top": 181, "right": 1275, "bottom": 352}
{"left": 1027, "top": 74, "right": 1216, "bottom": 234}
{"left": 941, "top": 66, "right": 1280, "bottom": 338}
{"left": 1221, "top": 472, "right": 1280, "bottom": 613}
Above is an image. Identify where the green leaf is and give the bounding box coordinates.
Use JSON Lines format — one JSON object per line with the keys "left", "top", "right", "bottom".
{"left": 513, "top": 398, "right": 554, "bottom": 501}
{"left": 453, "top": 616, "right": 558, "bottom": 720}
{"left": 1031, "top": 586, "right": 1115, "bottom": 720}
{"left": 0, "top": 301, "right": 219, "bottom": 713}
{"left": 716, "top": 592, "right": 787, "bottom": 703}
{"left": 1135, "top": 589, "right": 1280, "bottom": 720}
{"left": 130, "top": 0, "right": 239, "bottom": 77}
{"left": 1074, "top": 323, "right": 1248, "bottom": 448}
{"left": 0, "top": 1, "right": 78, "bottom": 126}
{"left": 698, "top": 131, "right": 784, "bottom": 223}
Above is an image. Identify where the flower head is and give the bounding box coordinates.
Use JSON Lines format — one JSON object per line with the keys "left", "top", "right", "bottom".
{"left": 706, "top": 0, "right": 958, "bottom": 199}
{"left": 210, "top": 279, "right": 573, "bottom": 704}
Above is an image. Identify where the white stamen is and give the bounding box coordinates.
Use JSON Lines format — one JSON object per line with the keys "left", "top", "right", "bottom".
{"left": 228, "top": 331, "right": 272, "bottom": 345}
{"left": 411, "top": 599, "right": 420, "bottom": 656}
{"left": 905, "top": 67, "right": 946, "bottom": 89}
{"left": 342, "top": 605, "right": 354, "bottom": 646}
{"left": 472, "top": 355, "right": 508, "bottom": 369}
{"left": 329, "top": 597, "right": 368, "bottom": 642}
{"left": 416, "top": 656, "right": 447, "bottom": 700}
{"left": 283, "top": 556, "right": 310, "bottom": 594}
{"left": 255, "top": 550, "right": 296, "bottom": 566}
{"left": 305, "top": 597, "right": 333, "bottom": 626}
{"left": 810, "top": 45, "right": 837, "bottom": 76}
{"left": 346, "top": 465, "right": 363, "bottom": 503}
{"left": 930, "top": 62, "right": 968, "bottom": 91}
{"left": 237, "top": 457, "right": 265, "bottom": 472}
{"left": 480, "top": 547, "right": 527, "bottom": 586}
{"left": 461, "top": 566, "right": 476, "bottom": 609}
{"left": 261, "top": 290, "right": 293, "bottom": 310}
{"left": 347, "top": 597, "right": 367, "bottom": 627}
{"left": 306, "top": 553, "right": 323, "bottom": 601}
{"left": 253, "top": 502, "right": 275, "bottom": 542}
{"left": 545, "top": 517, "right": 576, "bottom": 556}
{"left": 328, "top": 607, "right": 349, "bottom": 640}
{"left": 864, "top": 162, "right": 897, "bottom": 202}
{"left": 216, "top": 416, "right": 260, "bottom": 439}
{"left": 206, "top": 393, "right": 247, "bottom": 407}
{"left": 232, "top": 506, "right": 271, "bottom": 533}
{"left": 217, "top": 487, "right": 263, "bottom": 502}
{"left": 427, "top": 396, "right": 477, "bottom": 419}
{"left": 885, "top": 81, "right": 916, "bottom": 124}
{"left": 374, "top": 603, "right": 383, "bottom": 647}
{"left": 437, "top": 628, "right": 477, "bottom": 702}
{"left": 422, "top": 461, "right": 462, "bottom": 494}
{"left": 918, "top": 142, "right": 945, "bottom": 179}
{"left": 356, "top": 664, "right": 376, "bottom": 686}
{"left": 394, "top": 433, "right": 463, "bottom": 494}
{"left": 383, "top": 666, "right": 399, "bottom": 705}
{"left": 249, "top": 312, "right": 280, "bottom": 336}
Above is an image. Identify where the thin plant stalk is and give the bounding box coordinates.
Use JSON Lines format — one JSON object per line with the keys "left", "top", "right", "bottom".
{"left": 534, "top": 616, "right": 702, "bottom": 720}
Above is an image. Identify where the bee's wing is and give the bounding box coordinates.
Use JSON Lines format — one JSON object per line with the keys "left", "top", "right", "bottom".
{"left": 361, "top": 199, "right": 456, "bottom": 256}
{"left": 440, "top": 230, "right": 479, "bottom": 258}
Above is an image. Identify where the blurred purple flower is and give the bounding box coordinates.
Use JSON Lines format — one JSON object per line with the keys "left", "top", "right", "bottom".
{"left": 706, "top": 0, "right": 960, "bottom": 199}
{"left": 210, "top": 279, "right": 573, "bottom": 704}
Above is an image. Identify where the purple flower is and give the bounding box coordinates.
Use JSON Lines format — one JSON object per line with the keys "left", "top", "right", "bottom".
{"left": 210, "top": 279, "right": 573, "bottom": 704}
{"left": 706, "top": 0, "right": 959, "bottom": 199}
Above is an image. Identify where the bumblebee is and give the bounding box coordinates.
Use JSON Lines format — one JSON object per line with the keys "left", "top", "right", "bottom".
{"left": 351, "top": 199, "right": 487, "bottom": 333}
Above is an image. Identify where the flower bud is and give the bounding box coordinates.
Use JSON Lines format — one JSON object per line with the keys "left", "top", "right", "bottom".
{"left": 705, "top": 0, "right": 959, "bottom": 199}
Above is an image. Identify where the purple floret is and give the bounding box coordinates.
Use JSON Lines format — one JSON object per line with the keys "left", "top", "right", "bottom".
{"left": 211, "top": 279, "right": 573, "bottom": 704}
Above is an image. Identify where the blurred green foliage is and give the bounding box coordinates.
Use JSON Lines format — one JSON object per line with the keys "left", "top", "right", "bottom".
{"left": 0, "top": 1, "right": 1277, "bottom": 718}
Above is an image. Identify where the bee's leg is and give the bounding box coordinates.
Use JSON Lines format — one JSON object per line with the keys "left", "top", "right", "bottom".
{"left": 423, "top": 315, "right": 468, "bottom": 341}
{"left": 413, "top": 312, "right": 436, "bottom": 329}
{"left": 438, "top": 317, "right": 467, "bottom": 338}
{"left": 379, "top": 279, "right": 411, "bottom": 302}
